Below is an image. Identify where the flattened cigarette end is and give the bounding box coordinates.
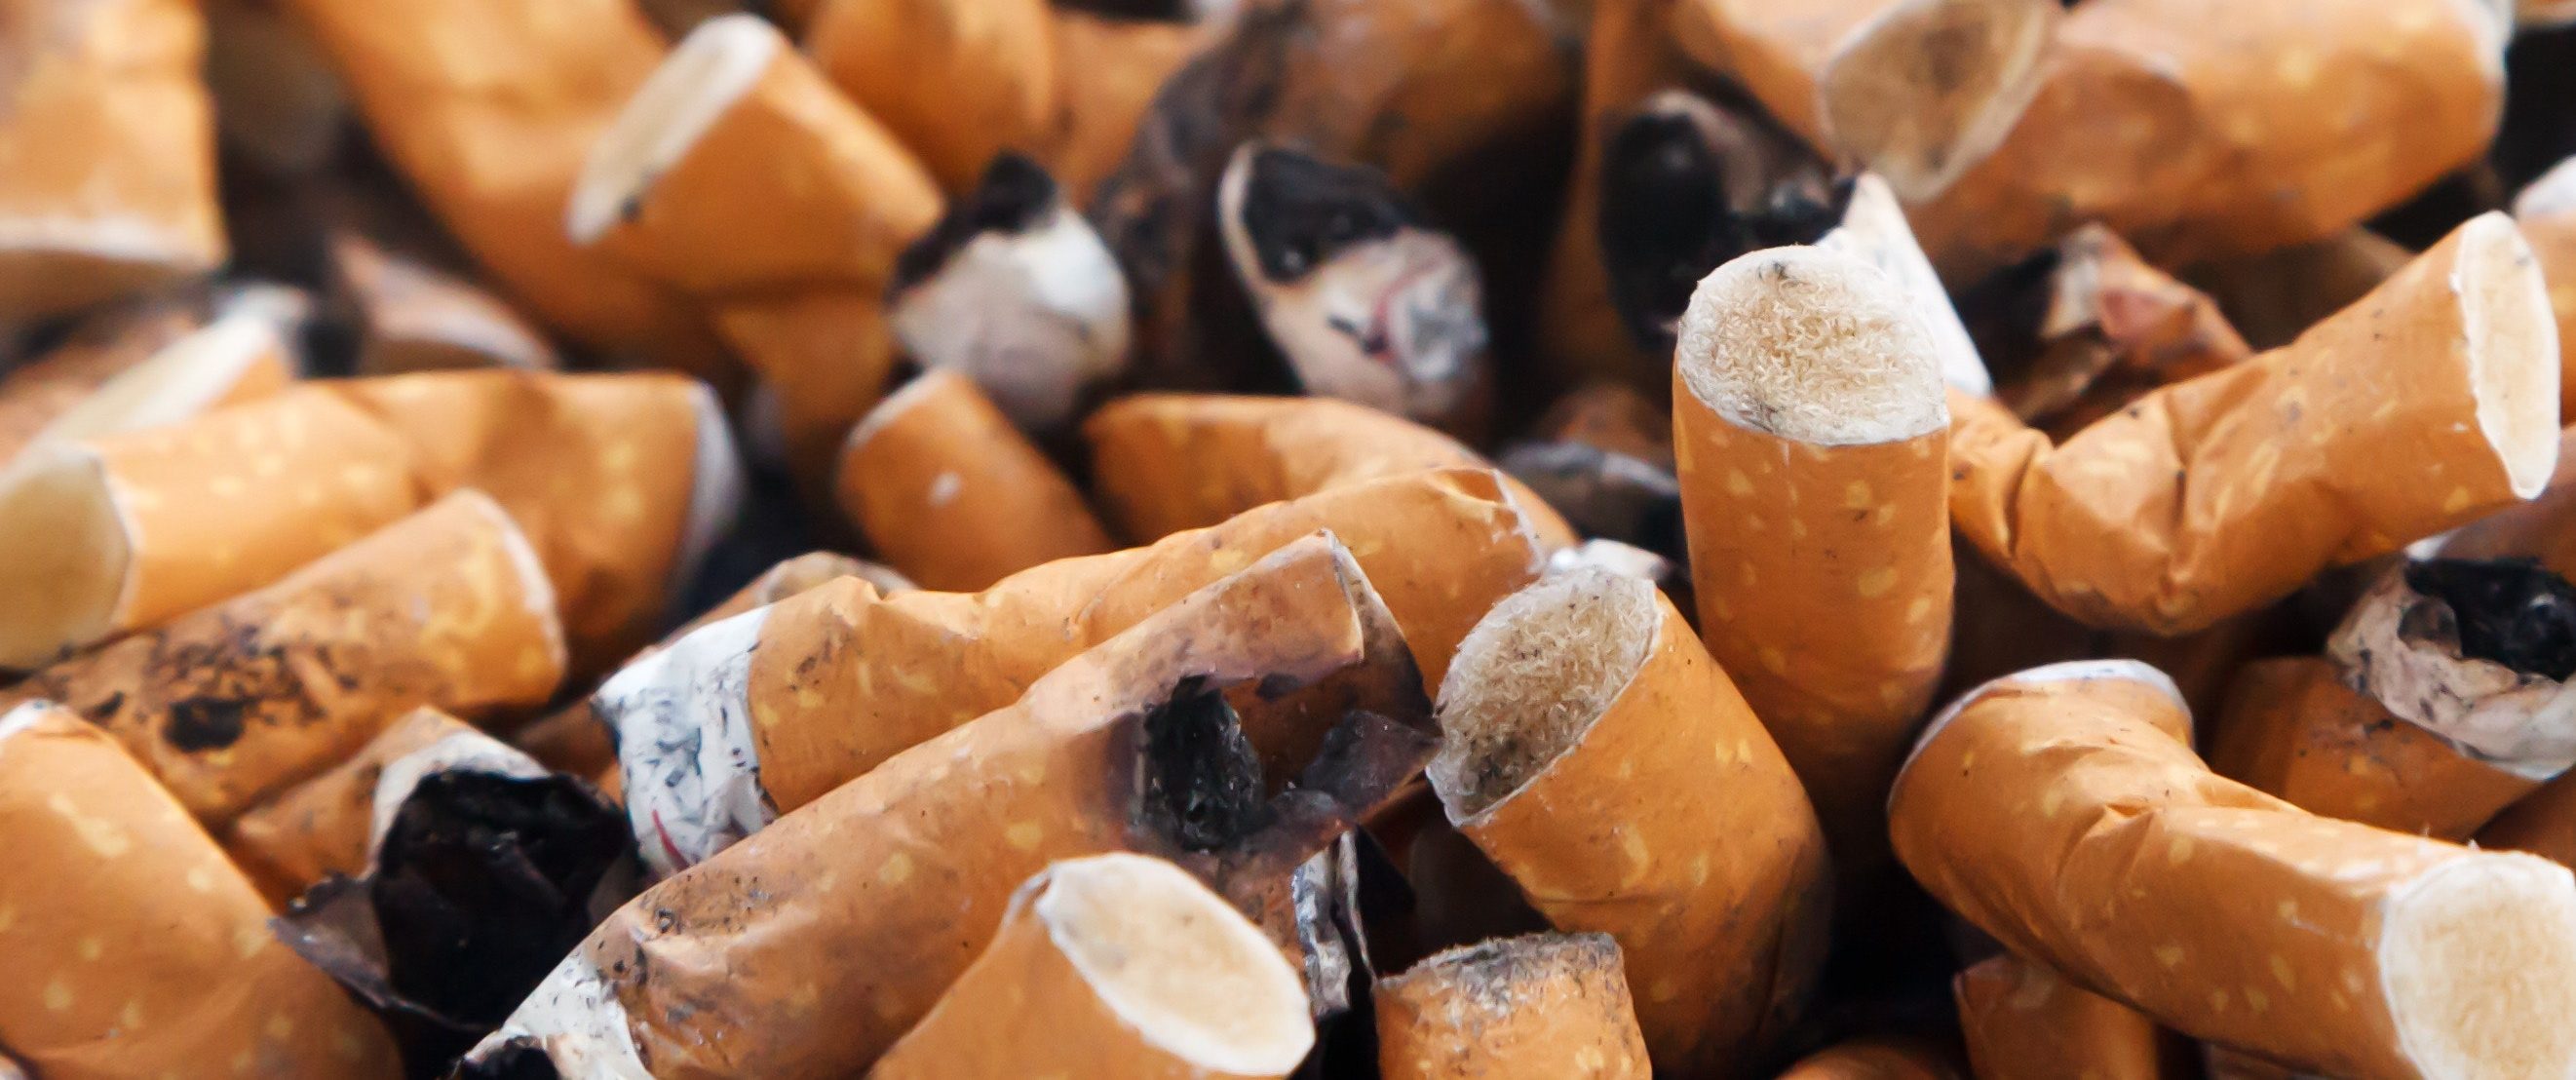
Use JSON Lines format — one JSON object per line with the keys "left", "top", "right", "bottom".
{"left": 2452, "top": 212, "right": 2559, "bottom": 499}
{"left": 1675, "top": 247, "right": 1948, "bottom": 446}
{"left": 567, "top": 14, "right": 780, "bottom": 246}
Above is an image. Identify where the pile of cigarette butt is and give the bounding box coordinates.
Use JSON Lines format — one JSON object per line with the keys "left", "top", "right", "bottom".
{"left": 12, "top": 0, "right": 2576, "bottom": 1077}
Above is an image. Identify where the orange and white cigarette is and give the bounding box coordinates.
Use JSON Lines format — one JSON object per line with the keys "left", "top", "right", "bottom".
{"left": 0, "top": 702, "right": 403, "bottom": 1078}
{"left": 1429, "top": 568, "right": 1831, "bottom": 1076}
{"left": 1673, "top": 245, "right": 1953, "bottom": 857}
{"left": 1774, "top": 1037, "right": 1962, "bottom": 1079}
{"left": 1668, "top": 0, "right": 2059, "bottom": 201}
{"left": 0, "top": 0, "right": 226, "bottom": 321}
{"left": 1908, "top": 0, "right": 2507, "bottom": 276}
{"left": 2518, "top": 155, "right": 2576, "bottom": 422}
{"left": 803, "top": 0, "right": 1057, "bottom": 195}
{"left": 1892, "top": 659, "right": 2576, "bottom": 1078}
{"left": 1955, "top": 951, "right": 2189, "bottom": 1080}
{"left": 1374, "top": 933, "right": 1652, "bottom": 1080}
{"left": 571, "top": 14, "right": 942, "bottom": 477}
{"left": 1977, "top": 224, "right": 2253, "bottom": 436}
{"left": 467, "top": 533, "right": 1432, "bottom": 1076}
{"left": 868, "top": 854, "right": 1316, "bottom": 1079}
{"left": 225, "top": 706, "right": 491, "bottom": 904}
{"left": 1085, "top": 393, "right": 1579, "bottom": 549}
{"left": 600, "top": 469, "right": 1543, "bottom": 873}
{"left": 277, "top": 0, "right": 726, "bottom": 375}
{"left": 328, "top": 232, "right": 561, "bottom": 375}
{"left": 1950, "top": 212, "right": 2562, "bottom": 635}
{"left": 12, "top": 491, "right": 566, "bottom": 827}
{"left": 0, "top": 286, "right": 300, "bottom": 465}
{"left": 835, "top": 370, "right": 1116, "bottom": 592}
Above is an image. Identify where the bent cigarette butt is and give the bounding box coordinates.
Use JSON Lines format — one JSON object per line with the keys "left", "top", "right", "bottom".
{"left": 15, "top": 491, "right": 567, "bottom": 827}
{"left": 1431, "top": 568, "right": 1830, "bottom": 1075}
{"left": 1085, "top": 393, "right": 1579, "bottom": 550}
{"left": 2518, "top": 156, "right": 2576, "bottom": 421}
{"left": 1774, "top": 1037, "right": 1962, "bottom": 1078}
{"left": 278, "top": 0, "right": 728, "bottom": 374}
{"left": 887, "top": 152, "right": 1134, "bottom": 433}
{"left": 0, "top": 286, "right": 301, "bottom": 464}
{"left": 611, "top": 469, "right": 1540, "bottom": 872}
{"left": 225, "top": 706, "right": 481, "bottom": 905}
{"left": 328, "top": 232, "right": 561, "bottom": 375}
{"left": 0, "top": 0, "right": 227, "bottom": 321}
{"left": 0, "top": 390, "right": 426, "bottom": 671}
{"left": 1373, "top": 933, "right": 1652, "bottom": 1080}
{"left": 1671, "top": 0, "right": 2059, "bottom": 201}
{"left": 1950, "top": 213, "right": 2562, "bottom": 635}
{"left": 1970, "top": 224, "right": 2253, "bottom": 436}
{"left": 836, "top": 370, "right": 1116, "bottom": 592}
{"left": 1891, "top": 659, "right": 2576, "bottom": 1079}
{"left": 0, "top": 702, "right": 402, "bottom": 1078}
{"left": 869, "top": 854, "right": 1316, "bottom": 1079}
{"left": 470, "top": 533, "right": 1432, "bottom": 1075}
{"left": 805, "top": 0, "right": 1057, "bottom": 195}
{"left": 1674, "top": 245, "right": 1953, "bottom": 858}
{"left": 1955, "top": 951, "right": 2186, "bottom": 1080}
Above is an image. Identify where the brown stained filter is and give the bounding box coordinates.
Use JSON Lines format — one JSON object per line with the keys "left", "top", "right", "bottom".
{"left": 2519, "top": 157, "right": 2576, "bottom": 421}
{"left": 1670, "top": 0, "right": 2059, "bottom": 201}
{"left": 1891, "top": 660, "right": 2576, "bottom": 1079}
{"left": 605, "top": 469, "right": 1543, "bottom": 873}
{"left": 0, "top": 390, "right": 427, "bottom": 671}
{"left": 1954, "top": 951, "right": 2188, "bottom": 1080}
{"left": 1430, "top": 569, "right": 1830, "bottom": 1077}
{"left": 321, "top": 369, "right": 742, "bottom": 670}
{"left": 0, "top": 0, "right": 225, "bottom": 320}
{"left": 1085, "top": 394, "right": 1580, "bottom": 550}
{"left": 275, "top": 0, "right": 728, "bottom": 375}
{"left": 0, "top": 702, "right": 403, "bottom": 1078}
{"left": 226, "top": 707, "right": 480, "bottom": 906}
{"left": 835, "top": 370, "right": 1116, "bottom": 592}
{"left": 1672, "top": 246, "right": 1952, "bottom": 859}
{"left": 1773, "top": 1037, "right": 1962, "bottom": 1079}
{"left": 469, "top": 533, "right": 1430, "bottom": 1076}
{"left": 805, "top": 0, "right": 1057, "bottom": 195}
{"left": 0, "top": 286, "right": 300, "bottom": 465}
{"left": 868, "top": 854, "right": 1316, "bottom": 1079}
{"left": 1990, "top": 224, "right": 2254, "bottom": 437}
{"left": 2181, "top": 228, "right": 2413, "bottom": 352}
{"left": 1374, "top": 933, "right": 1652, "bottom": 1080}
{"left": 571, "top": 14, "right": 942, "bottom": 477}
{"left": 1949, "top": 213, "right": 2562, "bottom": 636}
{"left": 329, "top": 232, "right": 561, "bottom": 375}
{"left": 1043, "top": 12, "right": 1204, "bottom": 205}
{"left": 13, "top": 491, "right": 567, "bottom": 827}
{"left": 1908, "top": 0, "right": 2505, "bottom": 277}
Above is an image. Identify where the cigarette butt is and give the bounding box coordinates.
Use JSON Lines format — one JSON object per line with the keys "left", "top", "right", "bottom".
{"left": 868, "top": 854, "right": 1316, "bottom": 1079}
{"left": 607, "top": 468, "right": 1542, "bottom": 872}
{"left": 202, "top": 0, "right": 348, "bottom": 177}
{"left": 1041, "top": 12, "right": 1204, "bottom": 205}
{"left": 0, "top": 0, "right": 227, "bottom": 321}
{"left": 806, "top": 0, "right": 1057, "bottom": 195}
{"left": 225, "top": 706, "right": 483, "bottom": 906}
{"left": 1911, "top": 0, "right": 2505, "bottom": 275}
{"left": 0, "top": 390, "right": 426, "bottom": 670}
{"left": 1891, "top": 659, "right": 2576, "bottom": 1078}
{"left": 277, "top": 0, "right": 728, "bottom": 376}
{"left": 2179, "top": 228, "right": 2414, "bottom": 351}
{"left": 1950, "top": 213, "right": 2562, "bottom": 635}
{"left": 1085, "top": 394, "right": 1580, "bottom": 550}
{"left": 836, "top": 370, "right": 1116, "bottom": 592}
{"left": 470, "top": 532, "right": 1433, "bottom": 1075}
{"left": 1430, "top": 568, "right": 1830, "bottom": 1076}
{"left": 1673, "top": 245, "right": 1953, "bottom": 857}
{"left": 1974, "top": 224, "right": 2254, "bottom": 435}
{"left": 1774, "top": 1037, "right": 1962, "bottom": 1078}
{"left": 0, "top": 701, "right": 402, "bottom": 1077}
{"left": 1955, "top": 951, "right": 2188, "bottom": 1080}
{"left": 1670, "top": 0, "right": 2059, "bottom": 201}
{"left": 1373, "top": 933, "right": 1652, "bottom": 1080}
{"left": 571, "top": 14, "right": 942, "bottom": 475}
{"left": 0, "top": 286, "right": 300, "bottom": 465}
{"left": 2325, "top": 561, "right": 2576, "bottom": 778}
{"left": 2518, "top": 156, "right": 2576, "bottom": 421}
{"left": 328, "top": 232, "right": 561, "bottom": 375}
{"left": 14, "top": 490, "right": 567, "bottom": 827}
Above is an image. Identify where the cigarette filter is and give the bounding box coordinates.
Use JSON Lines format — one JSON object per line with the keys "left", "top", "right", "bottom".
{"left": 868, "top": 854, "right": 1316, "bottom": 1079}
{"left": 1949, "top": 213, "right": 2562, "bottom": 635}
{"left": 804, "top": 0, "right": 1056, "bottom": 195}
{"left": 1085, "top": 393, "right": 1578, "bottom": 549}
{"left": 1774, "top": 1038, "right": 1961, "bottom": 1079}
{"left": 0, "top": 0, "right": 225, "bottom": 321}
{"left": 277, "top": 0, "right": 727, "bottom": 373}
{"left": 605, "top": 469, "right": 1543, "bottom": 872}
{"left": 0, "top": 286, "right": 298, "bottom": 464}
{"left": 571, "top": 14, "right": 942, "bottom": 476}
{"left": 469, "top": 532, "right": 1432, "bottom": 1076}
{"left": 1431, "top": 568, "right": 1830, "bottom": 1076}
{"left": 1909, "top": 0, "right": 2507, "bottom": 275}
{"left": 1980, "top": 224, "right": 2253, "bottom": 436}
{"left": 225, "top": 706, "right": 484, "bottom": 905}
{"left": 835, "top": 370, "right": 1116, "bottom": 592}
{"left": 1955, "top": 951, "right": 2189, "bottom": 1080}
{"left": 2518, "top": 156, "right": 2576, "bottom": 421}
{"left": 1374, "top": 933, "right": 1652, "bottom": 1080}
{"left": 1891, "top": 659, "right": 2576, "bottom": 1078}
{"left": 329, "top": 232, "right": 561, "bottom": 375}
{"left": 1670, "top": 0, "right": 2059, "bottom": 201}
{"left": 13, "top": 491, "right": 566, "bottom": 827}
{"left": 0, "top": 701, "right": 402, "bottom": 1078}
{"left": 1673, "top": 246, "right": 1952, "bottom": 856}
